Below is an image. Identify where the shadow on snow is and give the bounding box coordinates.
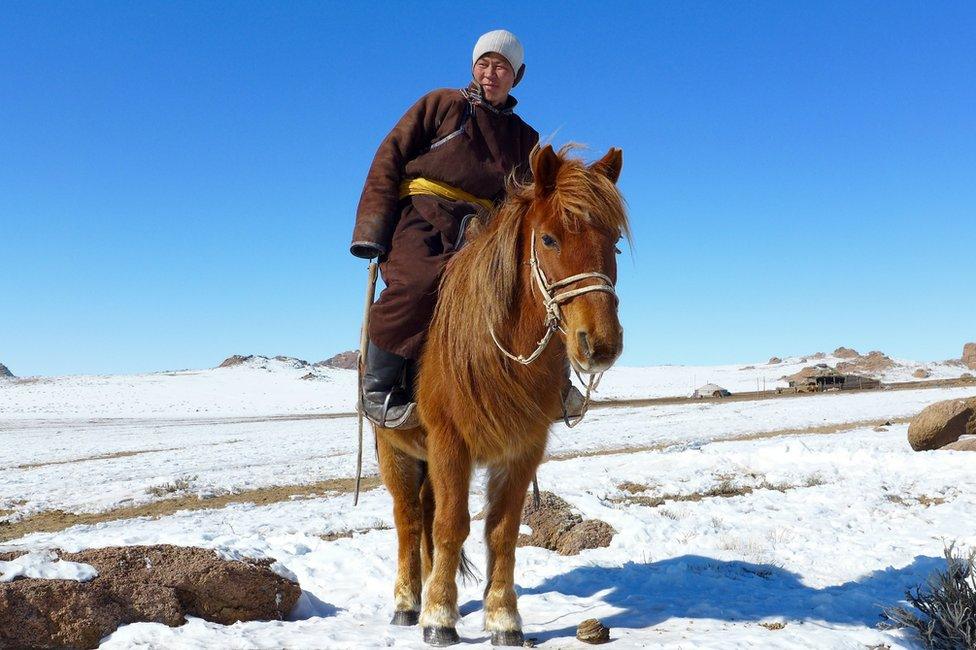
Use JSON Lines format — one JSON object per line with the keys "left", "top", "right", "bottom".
{"left": 462, "top": 554, "right": 944, "bottom": 642}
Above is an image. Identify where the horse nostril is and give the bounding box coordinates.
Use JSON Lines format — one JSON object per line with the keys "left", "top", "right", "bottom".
{"left": 577, "top": 331, "right": 592, "bottom": 359}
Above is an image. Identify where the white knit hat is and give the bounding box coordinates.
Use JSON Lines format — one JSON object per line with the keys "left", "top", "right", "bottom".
{"left": 472, "top": 29, "right": 524, "bottom": 75}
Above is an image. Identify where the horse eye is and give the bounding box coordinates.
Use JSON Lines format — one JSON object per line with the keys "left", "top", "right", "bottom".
{"left": 541, "top": 234, "right": 557, "bottom": 248}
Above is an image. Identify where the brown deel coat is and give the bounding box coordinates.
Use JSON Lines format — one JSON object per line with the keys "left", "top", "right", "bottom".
{"left": 351, "top": 83, "right": 539, "bottom": 258}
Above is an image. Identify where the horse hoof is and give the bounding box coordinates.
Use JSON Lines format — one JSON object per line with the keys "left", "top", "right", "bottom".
{"left": 391, "top": 610, "right": 419, "bottom": 626}
{"left": 491, "top": 630, "right": 525, "bottom": 646}
{"left": 423, "top": 626, "right": 460, "bottom": 646}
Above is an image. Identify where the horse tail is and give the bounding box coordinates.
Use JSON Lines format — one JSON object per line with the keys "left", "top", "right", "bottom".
{"left": 418, "top": 460, "right": 480, "bottom": 585}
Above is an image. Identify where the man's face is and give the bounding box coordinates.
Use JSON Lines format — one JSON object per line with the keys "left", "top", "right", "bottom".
{"left": 473, "top": 53, "right": 515, "bottom": 105}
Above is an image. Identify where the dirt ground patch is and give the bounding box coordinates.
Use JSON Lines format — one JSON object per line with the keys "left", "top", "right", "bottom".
{"left": 0, "top": 476, "right": 383, "bottom": 543}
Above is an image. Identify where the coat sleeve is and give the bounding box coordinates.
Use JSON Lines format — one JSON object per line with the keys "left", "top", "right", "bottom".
{"left": 350, "top": 90, "right": 459, "bottom": 258}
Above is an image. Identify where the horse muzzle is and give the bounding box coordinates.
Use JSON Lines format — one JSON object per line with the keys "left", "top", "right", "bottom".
{"left": 568, "top": 326, "right": 623, "bottom": 374}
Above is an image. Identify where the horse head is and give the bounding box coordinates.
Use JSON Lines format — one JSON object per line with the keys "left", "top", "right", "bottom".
{"left": 524, "top": 144, "right": 629, "bottom": 374}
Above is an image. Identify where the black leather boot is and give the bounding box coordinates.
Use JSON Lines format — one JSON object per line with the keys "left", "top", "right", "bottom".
{"left": 361, "top": 342, "right": 419, "bottom": 429}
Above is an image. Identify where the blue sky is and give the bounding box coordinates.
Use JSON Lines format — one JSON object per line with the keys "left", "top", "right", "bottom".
{"left": 1, "top": 1, "right": 974, "bottom": 376}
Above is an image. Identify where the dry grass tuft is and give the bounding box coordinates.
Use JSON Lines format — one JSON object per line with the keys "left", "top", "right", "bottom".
{"left": 146, "top": 475, "right": 197, "bottom": 497}
{"left": 759, "top": 621, "right": 786, "bottom": 630}
{"left": 612, "top": 471, "right": 828, "bottom": 509}
{"left": 882, "top": 543, "right": 976, "bottom": 649}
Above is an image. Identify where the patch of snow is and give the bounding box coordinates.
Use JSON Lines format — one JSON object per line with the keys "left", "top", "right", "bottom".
{"left": 0, "top": 549, "right": 98, "bottom": 582}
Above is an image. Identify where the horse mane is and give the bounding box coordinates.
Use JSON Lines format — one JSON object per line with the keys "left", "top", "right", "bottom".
{"left": 422, "top": 145, "right": 630, "bottom": 446}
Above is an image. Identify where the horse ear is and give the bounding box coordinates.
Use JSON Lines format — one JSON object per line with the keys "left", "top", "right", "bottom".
{"left": 590, "top": 147, "right": 623, "bottom": 184}
{"left": 532, "top": 145, "right": 561, "bottom": 197}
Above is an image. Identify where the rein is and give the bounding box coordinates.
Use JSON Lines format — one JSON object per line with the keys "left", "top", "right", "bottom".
{"left": 490, "top": 230, "right": 617, "bottom": 427}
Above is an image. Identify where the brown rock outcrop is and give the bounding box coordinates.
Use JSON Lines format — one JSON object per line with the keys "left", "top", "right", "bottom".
{"left": 0, "top": 545, "right": 300, "bottom": 650}
{"left": 833, "top": 347, "right": 860, "bottom": 359}
{"left": 768, "top": 357, "right": 782, "bottom": 364}
{"left": 942, "top": 438, "right": 976, "bottom": 452}
{"left": 907, "top": 398, "right": 976, "bottom": 451}
{"left": 317, "top": 350, "right": 359, "bottom": 370}
{"left": 836, "top": 351, "right": 895, "bottom": 375}
{"left": 518, "top": 492, "right": 615, "bottom": 556}
{"left": 912, "top": 368, "right": 931, "bottom": 379}
{"left": 218, "top": 354, "right": 253, "bottom": 368}
{"left": 963, "top": 342, "right": 976, "bottom": 370}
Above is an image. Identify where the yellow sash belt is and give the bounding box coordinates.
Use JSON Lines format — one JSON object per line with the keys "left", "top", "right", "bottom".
{"left": 399, "top": 177, "right": 494, "bottom": 211}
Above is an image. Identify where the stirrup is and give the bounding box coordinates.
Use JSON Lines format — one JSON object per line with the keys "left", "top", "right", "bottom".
{"left": 363, "top": 391, "right": 420, "bottom": 430}
{"left": 556, "top": 385, "right": 587, "bottom": 424}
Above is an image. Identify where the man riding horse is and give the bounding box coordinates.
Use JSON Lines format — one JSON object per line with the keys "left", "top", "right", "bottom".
{"left": 350, "top": 30, "right": 584, "bottom": 429}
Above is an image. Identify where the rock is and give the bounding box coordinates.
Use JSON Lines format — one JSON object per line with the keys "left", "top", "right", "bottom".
{"left": 0, "top": 363, "right": 13, "bottom": 378}
{"left": 768, "top": 357, "right": 782, "bottom": 364}
{"left": 942, "top": 438, "right": 976, "bottom": 452}
{"left": 557, "top": 520, "right": 616, "bottom": 556}
{"left": 963, "top": 373, "right": 975, "bottom": 380}
{"left": 907, "top": 398, "right": 976, "bottom": 451}
{"left": 218, "top": 354, "right": 253, "bottom": 368}
{"left": 317, "top": 350, "right": 359, "bottom": 370}
{"left": 912, "top": 368, "right": 931, "bottom": 379}
{"left": 0, "top": 545, "right": 300, "bottom": 650}
{"left": 963, "top": 342, "right": 976, "bottom": 369}
{"left": 834, "top": 347, "right": 860, "bottom": 359}
{"left": 518, "top": 492, "right": 615, "bottom": 556}
{"left": 577, "top": 618, "right": 610, "bottom": 644}
{"left": 809, "top": 352, "right": 826, "bottom": 360}
{"left": 836, "top": 351, "right": 895, "bottom": 376}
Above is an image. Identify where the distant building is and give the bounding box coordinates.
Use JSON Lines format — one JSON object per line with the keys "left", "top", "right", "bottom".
{"left": 783, "top": 364, "right": 880, "bottom": 392}
{"left": 693, "top": 383, "right": 732, "bottom": 398}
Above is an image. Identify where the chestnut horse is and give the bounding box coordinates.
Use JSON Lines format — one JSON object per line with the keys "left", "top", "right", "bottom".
{"left": 373, "top": 144, "right": 629, "bottom": 646}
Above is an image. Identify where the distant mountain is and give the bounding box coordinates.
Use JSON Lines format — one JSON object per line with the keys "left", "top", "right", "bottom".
{"left": 0, "top": 362, "right": 13, "bottom": 378}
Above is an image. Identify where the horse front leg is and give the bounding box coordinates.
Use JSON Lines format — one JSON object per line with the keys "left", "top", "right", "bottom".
{"left": 376, "top": 433, "right": 423, "bottom": 626}
{"left": 482, "top": 451, "right": 543, "bottom": 646}
{"left": 420, "top": 427, "right": 472, "bottom": 646}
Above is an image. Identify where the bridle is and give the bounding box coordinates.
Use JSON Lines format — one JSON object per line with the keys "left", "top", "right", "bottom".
{"left": 490, "top": 229, "right": 618, "bottom": 426}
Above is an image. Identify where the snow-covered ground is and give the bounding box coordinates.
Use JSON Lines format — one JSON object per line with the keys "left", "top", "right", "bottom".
{"left": 1, "top": 352, "right": 969, "bottom": 420}
{"left": 2, "top": 356, "right": 975, "bottom": 648}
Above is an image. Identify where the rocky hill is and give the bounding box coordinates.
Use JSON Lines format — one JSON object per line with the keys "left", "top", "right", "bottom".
{"left": 316, "top": 350, "right": 358, "bottom": 370}
{"left": 0, "top": 362, "right": 14, "bottom": 378}
{"left": 962, "top": 342, "right": 976, "bottom": 369}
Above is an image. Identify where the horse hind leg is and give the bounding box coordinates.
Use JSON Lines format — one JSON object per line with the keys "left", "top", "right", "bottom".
{"left": 376, "top": 434, "right": 424, "bottom": 626}
{"left": 482, "top": 453, "right": 542, "bottom": 646}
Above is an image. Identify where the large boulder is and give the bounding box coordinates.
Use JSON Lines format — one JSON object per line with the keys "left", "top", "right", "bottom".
{"left": 0, "top": 545, "right": 300, "bottom": 650}
{"left": 963, "top": 342, "right": 976, "bottom": 369}
{"left": 908, "top": 398, "right": 976, "bottom": 451}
